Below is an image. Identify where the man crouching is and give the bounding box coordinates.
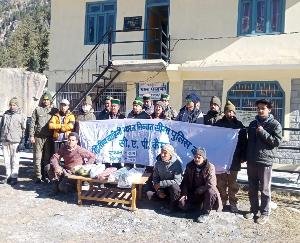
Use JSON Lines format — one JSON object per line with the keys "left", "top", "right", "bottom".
{"left": 45, "top": 132, "right": 96, "bottom": 195}
{"left": 150, "top": 144, "right": 183, "bottom": 213}
{"left": 179, "top": 148, "right": 222, "bottom": 223}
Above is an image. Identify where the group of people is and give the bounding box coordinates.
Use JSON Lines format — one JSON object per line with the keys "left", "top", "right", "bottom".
{"left": 0, "top": 90, "right": 282, "bottom": 225}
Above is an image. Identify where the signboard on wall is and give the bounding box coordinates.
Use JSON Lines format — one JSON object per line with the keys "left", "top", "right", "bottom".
{"left": 123, "top": 16, "right": 142, "bottom": 31}
{"left": 137, "top": 82, "right": 168, "bottom": 100}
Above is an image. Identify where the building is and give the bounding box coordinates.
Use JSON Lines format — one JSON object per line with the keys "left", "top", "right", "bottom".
{"left": 48, "top": 0, "right": 300, "bottom": 162}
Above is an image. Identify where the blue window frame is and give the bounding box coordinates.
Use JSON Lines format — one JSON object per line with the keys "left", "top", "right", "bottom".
{"left": 85, "top": 1, "right": 117, "bottom": 45}
{"left": 227, "top": 81, "right": 285, "bottom": 125}
{"left": 238, "top": 0, "right": 285, "bottom": 35}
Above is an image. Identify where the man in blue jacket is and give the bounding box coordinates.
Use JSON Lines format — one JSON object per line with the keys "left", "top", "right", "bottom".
{"left": 244, "top": 99, "right": 282, "bottom": 224}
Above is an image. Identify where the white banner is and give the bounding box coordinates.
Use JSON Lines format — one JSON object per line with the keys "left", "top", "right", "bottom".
{"left": 79, "top": 119, "right": 239, "bottom": 173}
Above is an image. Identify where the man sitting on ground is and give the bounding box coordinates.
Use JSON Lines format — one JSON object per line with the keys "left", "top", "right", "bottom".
{"left": 45, "top": 132, "right": 96, "bottom": 195}
{"left": 179, "top": 148, "right": 222, "bottom": 223}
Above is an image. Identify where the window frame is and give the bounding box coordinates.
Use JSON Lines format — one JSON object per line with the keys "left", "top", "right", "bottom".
{"left": 84, "top": 1, "right": 117, "bottom": 45}
{"left": 237, "top": 0, "right": 285, "bottom": 36}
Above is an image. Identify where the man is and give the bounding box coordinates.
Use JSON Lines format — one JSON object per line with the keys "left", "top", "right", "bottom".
{"left": 179, "top": 148, "right": 222, "bottom": 223}
{"left": 0, "top": 97, "right": 26, "bottom": 185}
{"left": 49, "top": 99, "right": 75, "bottom": 152}
{"left": 109, "top": 98, "right": 125, "bottom": 119}
{"left": 127, "top": 98, "right": 151, "bottom": 119}
{"left": 151, "top": 144, "right": 183, "bottom": 212}
{"left": 214, "top": 100, "right": 247, "bottom": 213}
{"left": 142, "top": 94, "right": 154, "bottom": 116}
{"left": 45, "top": 132, "right": 96, "bottom": 194}
{"left": 204, "top": 96, "right": 223, "bottom": 125}
{"left": 29, "top": 91, "right": 58, "bottom": 183}
{"left": 176, "top": 93, "right": 203, "bottom": 123}
{"left": 75, "top": 95, "right": 96, "bottom": 133}
{"left": 160, "top": 93, "right": 177, "bottom": 120}
{"left": 97, "top": 96, "right": 112, "bottom": 120}
{"left": 244, "top": 99, "right": 282, "bottom": 224}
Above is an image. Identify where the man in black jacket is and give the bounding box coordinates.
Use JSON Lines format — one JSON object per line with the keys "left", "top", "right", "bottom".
{"left": 127, "top": 98, "right": 151, "bottom": 119}
{"left": 244, "top": 99, "right": 282, "bottom": 224}
{"left": 97, "top": 96, "right": 112, "bottom": 120}
{"left": 214, "top": 100, "right": 247, "bottom": 213}
{"left": 204, "top": 96, "right": 223, "bottom": 125}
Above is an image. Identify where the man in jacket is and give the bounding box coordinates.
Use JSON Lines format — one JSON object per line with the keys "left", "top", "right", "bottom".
{"left": 0, "top": 97, "right": 26, "bottom": 185}
{"left": 29, "top": 91, "right": 58, "bottom": 183}
{"left": 244, "top": 99, "right": 282, "bottom": 224}
{"left": 176, "top": 93, "right": 203, "bottom": 124}
{"left": 151, "top": 144, "right": 183, "bottom": 212}
{"left": 75, "top": 95, "right": 96, "bottom": 133}
{"left": 97, "top": 96, "right": 112, "bottom": 120}
{"left": 179, "top": 148, "right": 222, "bottom": 223}
{"left": 49, "top": 99, "right": 75, "bottom": 152}
{"left": 160, "top": 93, "right": 177, "bottom": 120}
{"left": 108, "top": 98, "right": 125, "bottom": 119}
{"left": 142, "top": 94, "right": 154, "bottom": 116}
{"left": 204, "top": 96, "right": 223, "bottom": 125}
{"left": 127, "top": 98, "right": 151, "bottom": 119}
{"left": 214, "top": 100, "right": 247, "bottom": 213}
{"left": 45, "top": 132, "right": 96, "bottom": 195}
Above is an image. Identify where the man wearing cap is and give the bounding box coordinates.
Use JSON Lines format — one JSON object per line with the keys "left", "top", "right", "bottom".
{"left": 109, "top": 98, "right": 125, "bottom": 119}
{"left": 160, "top": 93, "right": 177, "bottom": 120}
{"left": 0, "top": 97, "right": 26, "bottom": 185}
{"left": 45, "top": 132, "right": 96, "bottom": 195}
{"left": 142, "top": 94, "right": 154, "bottom": 116}
{"left": 176, "top": 93, "right": 204, "bottom": 123}
{"left": 97, "top": 96, "right": 112, "bottom": 120}
{"left": 179, "top": 148, "right": 222, "bottom": 223}
{"left": 49, "top": 98, "right": 75, "bottom": 151}
{"left": 204, "top": 96, "right": 223, "bottom": 125}
{"left": 244, "top": 99, "right": 282, "bottom": 225}
{"left": 214, "top": 100, "right": 247, "bottom": 213}
{"left": 151, "top": 144, "right": 183, "bottom": 212}
{"left": 29, "top": 91, "right": 58, "bottom": 183}
{"left": 75, "top": 95, "right": 96, "bottom": 133}
{"left": 127, "top": 98, "right": 151, "bottom": 119}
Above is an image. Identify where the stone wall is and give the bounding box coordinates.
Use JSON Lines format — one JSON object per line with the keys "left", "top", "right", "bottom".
{"left": 277, "top": 79, "right": 300, "bottom": 164}
{"left": 182, "top": 80, "right": 223, "bottom": 111}
{"left": 0, "top": 68, "right": 47, "bottom": 117}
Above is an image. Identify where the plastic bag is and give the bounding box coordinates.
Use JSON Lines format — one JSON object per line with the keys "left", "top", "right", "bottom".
{"left": 89, "top": 164, "right": 106, "bottom": 178}
{"left": 117, "top": 168, "right": 145, "bottom": 188}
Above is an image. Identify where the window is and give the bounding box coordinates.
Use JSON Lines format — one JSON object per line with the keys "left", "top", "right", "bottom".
{"left": 227, "top": 81, "right": 284, "bottom": 126}
{"left": 238, "top": 0, "right": 285, "bottom": 35}
{"left": 85, "top": 1, "right": 117, "bottom": 45}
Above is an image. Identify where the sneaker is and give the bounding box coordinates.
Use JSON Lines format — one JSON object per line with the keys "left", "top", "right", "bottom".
{"left": 244, "top": 212, "right": 256, "bottom": 220}
{"left": 196, "top": 214, "right": 210, "bottom": 223}
{"left": 256, "top": 215, "right": 269, "bottom": 225}
{"left": 230, "top": 204, "right": 239, "bottom": 214}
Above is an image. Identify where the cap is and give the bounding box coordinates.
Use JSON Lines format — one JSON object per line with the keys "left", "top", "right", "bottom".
{"left": 143, "top": 94, "right": 151, "bottom": 100}
{"left": 133, "top": 97, "right": 143, "bottom": 106}
{"left": 111, "top": 98, "right": 121, "bottom": 105}
{"left": 210, "top": 96, "right": 221, "bottom": 107}
{"left": 60, "top": 99, "right": 70, "bottom": 106}
{"left": 161, "top": 144, "right": 175, "bottom": 157}
{"left": 224, "top": 100, "right": 236, "bottom": 113}
{"left": 186, "top": 93, "right": 200, "bottom": 103}
{"left": 193, "top": 147, "right": 207, "bottom": 160}
{"left": 42, "top": 91, "right": 53, "bottom": 102}
{"left": 104, "top": 96, "right": 113, "bottom": 101}
{"left": 160, "top": 93, "right": 170, "bottom": 101}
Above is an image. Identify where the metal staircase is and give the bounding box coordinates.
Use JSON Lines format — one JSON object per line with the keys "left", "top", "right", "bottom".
{"left": 53, "top": 28, "right": 170, "bottom": 113}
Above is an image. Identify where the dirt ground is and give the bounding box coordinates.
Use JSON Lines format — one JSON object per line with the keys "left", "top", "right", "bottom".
{"left": 0, "top": 159, "right": 299, "bottom": 243}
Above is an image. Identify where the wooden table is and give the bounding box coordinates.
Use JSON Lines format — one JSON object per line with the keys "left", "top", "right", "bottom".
{"left": 67, "top": 173, "right": 150, "bottom": 211}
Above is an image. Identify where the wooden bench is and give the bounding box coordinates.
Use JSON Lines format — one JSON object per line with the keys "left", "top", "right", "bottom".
{"left": 67, "top": 173, "right": 151, "bottom": 211}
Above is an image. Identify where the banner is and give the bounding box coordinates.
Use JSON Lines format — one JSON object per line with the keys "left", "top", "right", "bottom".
{"left": 79, "top": 119, "right": 239, "bottom": 173}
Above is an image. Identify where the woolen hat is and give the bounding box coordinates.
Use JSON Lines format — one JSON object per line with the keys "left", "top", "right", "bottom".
{"left": 224, "top": 100, "right": 236, "bottom": 113}
{"left": 83, "top": 95, "right": 93, "bottom": 105}
{"left": 9, "top": 97, "right": 19, "bottom": 106}
{"left": 193, "top": 147, "right": 207, "bottom": 159}
{"left": 133, "top": 97, "right": 143, "bottom": 106}
{"left": 111, "top": 98, "right": 121, "bottom": 105}
{"left": 60, "top": 99, "right": 70, "bottom": 106}
{"left": 143, "top": 93, "right": 151, "bottom": 100}
{"left": 104, "top": 96, "right": 113, "bottom": 101}
{"left": 161, "top": 144, "right": 175, "bottom": 157}
{"left": 186, "top": 93, "right": 200, "bottom": 103}
{"left": 210, "top": 96, "right": 221, "bottom": 107}
{"left": 160, "top": 93, "right": 170, "bottom": 101}
{"left": 42, "top": 91, "right": 53, "bottom": 102}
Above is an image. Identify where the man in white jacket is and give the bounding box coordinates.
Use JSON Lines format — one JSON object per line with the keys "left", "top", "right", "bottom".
{"left": 0, "top": 97, "right": 26, "bottom": 185}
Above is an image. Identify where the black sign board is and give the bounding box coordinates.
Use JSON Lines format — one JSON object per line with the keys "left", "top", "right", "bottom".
{"left": 123, "top": 16, "right": 142, "bottom": 31}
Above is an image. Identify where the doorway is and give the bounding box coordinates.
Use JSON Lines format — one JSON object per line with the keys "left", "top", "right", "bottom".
{"left": 144, "top": 0, "right": 169, "bottom": 60}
